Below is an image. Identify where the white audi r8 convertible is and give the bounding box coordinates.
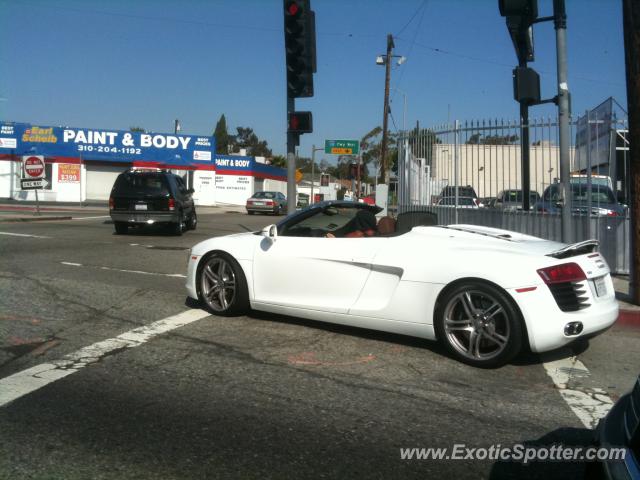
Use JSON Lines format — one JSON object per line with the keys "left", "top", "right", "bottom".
{"left": 185, "top": 201, "right": 618, "bottom": 368}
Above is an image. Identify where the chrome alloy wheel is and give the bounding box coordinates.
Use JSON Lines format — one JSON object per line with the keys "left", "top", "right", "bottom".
{"left": 443, "top": 290, "right": 510, "bottom": 361}
{"left": 200, "top": 256, "right": 237, "bottom": 313}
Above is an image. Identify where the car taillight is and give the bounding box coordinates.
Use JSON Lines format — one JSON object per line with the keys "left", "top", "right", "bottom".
{"left": 168, "top": 198, "right": 175, "bottom": 211}
{"left": 266, "top": 200, "right": 274, "bottom": 206}
{"left": 109, "top": 197, "right": 114, "bottom": 210}
{"left": 607, "top": 211, "right": 618, "bottom": 216}
{"left": 537, "top": 263, "right": 586, "bottom": 284}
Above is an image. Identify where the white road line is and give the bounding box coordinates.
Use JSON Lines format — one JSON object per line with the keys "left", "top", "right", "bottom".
{"left": 71, "top": 215, "right": 110, "bottom": 220}
{"left": 0, "top": 309, "right": 210, "bottom": 408}
{"left": 0, "top": 232, "right": 49, "bottom": 238}
{"left": 543, "top": 353, "right": 614, "bottom": 429}
{"left": 59, "top": 261, "right": 186, "bottom": 278}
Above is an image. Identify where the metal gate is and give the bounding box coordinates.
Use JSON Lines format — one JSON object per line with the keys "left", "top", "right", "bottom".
{"left": 396, "top": 104, "right": 630, "bottom": 274}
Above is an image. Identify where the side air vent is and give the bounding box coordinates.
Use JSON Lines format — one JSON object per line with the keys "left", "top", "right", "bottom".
{"left": 548, "top": 281, "right": 591, "bottom": 312}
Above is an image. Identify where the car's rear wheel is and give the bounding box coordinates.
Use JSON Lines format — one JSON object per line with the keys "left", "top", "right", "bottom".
{"left": 170, "top": 211, "right": 184, "bottom": 236}
{"left": 434, "top": 281, "right": 523, "bottom": 368}
{"left": 198, "top": 252, "right": 249, "bottom": 316}
{"left": 114, "top": 222, "right": 128, "bottom": 234}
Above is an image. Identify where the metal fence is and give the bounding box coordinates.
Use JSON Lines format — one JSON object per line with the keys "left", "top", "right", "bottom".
{"left": 396, "top": 108, "right": 631, "bottom": 274}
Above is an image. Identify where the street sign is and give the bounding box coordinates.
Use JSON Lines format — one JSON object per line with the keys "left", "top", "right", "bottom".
{"left": 21, "top": 178, "right": 49, "bottom": 190}
{"left": 22, "top": 155, "right": 45, "bottom": 179}
{"left": 324, "top": 139, "right": 360, "bottom": 155}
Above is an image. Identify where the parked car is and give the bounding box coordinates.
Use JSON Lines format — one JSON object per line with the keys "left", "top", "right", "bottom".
{"left": 440, "top": 185, "right": 482, "bottom": 207}
{"left": 534, "top": 183, "right": 626, "bottom": 216}
{"left": 359, "top": 194, "right": 376, "bottom": 206}
{"left": 186, "top": 200, "right": 618, "bottom": 368}
{"left": 437, "top": 196, "right": 479, "bottom": 208}
{"left": 109, "top": 168, "right": 196, "bottom": 235}
{"left": 591, "top": 374, "right": 639, "bottom": 479}
{"left": 570, "top": 174, "right": 614, "bottom": 191}
{"left": 246, "top": 191, "right": 287, "bottom": 215}
{"left": 493, "top": 189, "right": 541, "bottom": 212}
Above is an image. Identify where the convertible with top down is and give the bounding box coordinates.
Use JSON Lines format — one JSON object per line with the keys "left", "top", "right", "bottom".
{"left": 185, "top": 201, "right": 618, "bottom": 368}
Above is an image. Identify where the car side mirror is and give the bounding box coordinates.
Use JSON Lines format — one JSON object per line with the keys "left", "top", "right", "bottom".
{"left": 261, "top": 224, "right": 278, "bottom": 241}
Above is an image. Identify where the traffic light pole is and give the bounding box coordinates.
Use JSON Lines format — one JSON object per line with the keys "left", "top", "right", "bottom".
{"left": 553, "top": 0, "right": 572, "bottom": 244}
{"left": 519, "top": 55, "right": 531, "bottom": 211}
{"left": 287, "top": 96, "right": 297, "bottom": 213}
{"left": 623, "top": 0, "right": 639, "bottom": 304}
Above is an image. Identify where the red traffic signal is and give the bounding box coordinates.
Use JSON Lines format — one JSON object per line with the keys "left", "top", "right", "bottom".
{"left": 284, "top": 0, "right": 316, "bottom": 98}
{"left": 288, "top": 111, "right": 313, "bottom": 134}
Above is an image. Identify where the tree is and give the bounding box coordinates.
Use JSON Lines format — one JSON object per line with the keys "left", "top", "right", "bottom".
{"left": 232, "top": 127, "right": 272, "bottom": 157}
{"left": 129, "top": 126, "right": 145, "bottom": 133}
{"left": 213, "top": 114, "right": 231, "bottom": 154}
{"left": 360, "top": 126, "right": 397, "bottom": 181}
{"left": 465, "top": 133, "right": 519, "bottom": 145}
{"left": 269, "top": 155, "right": 287, "bottom": 168}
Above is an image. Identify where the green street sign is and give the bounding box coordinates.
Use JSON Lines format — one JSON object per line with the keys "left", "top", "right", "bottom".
{"left": 324, "top": 139, "right": 360, "bottom": 155}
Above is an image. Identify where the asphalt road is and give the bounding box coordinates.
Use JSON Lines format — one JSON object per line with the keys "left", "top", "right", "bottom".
{"left": 0, "top": 210, "right": 638, "bottom": 480}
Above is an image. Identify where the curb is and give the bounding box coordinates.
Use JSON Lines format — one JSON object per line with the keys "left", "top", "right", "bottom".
{"left": 617, "top": 309, "right": 640, "bottom": 328}
{"left": 0, "top": 216, "right": 73, "bottom": 223}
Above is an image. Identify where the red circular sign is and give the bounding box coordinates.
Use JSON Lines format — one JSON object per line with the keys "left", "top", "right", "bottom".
{"left": 24, "top": 156, "right": 45, "bottom": 178}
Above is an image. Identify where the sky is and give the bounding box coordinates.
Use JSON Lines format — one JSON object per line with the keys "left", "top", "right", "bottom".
{"left": 0, "top": 0, "right": 628, "bottom": 162}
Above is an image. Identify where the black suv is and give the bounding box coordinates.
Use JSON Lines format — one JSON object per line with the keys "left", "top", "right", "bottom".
{"left": 109, "top": 169, "right": 197, "bottom": 235}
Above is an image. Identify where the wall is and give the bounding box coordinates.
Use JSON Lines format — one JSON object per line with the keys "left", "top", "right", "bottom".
{"left": 431, "top": 143, "right": 575, "bottom": 199}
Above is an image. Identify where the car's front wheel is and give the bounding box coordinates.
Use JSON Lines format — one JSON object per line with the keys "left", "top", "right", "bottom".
{"left": 434, "top": 281, "right": 523, "bottom": 368}
{"left": 187, "top": 210, "right": 197, "bottom": 230}
{"left": 198, "top": 252, "right": 249, "bottom": 316}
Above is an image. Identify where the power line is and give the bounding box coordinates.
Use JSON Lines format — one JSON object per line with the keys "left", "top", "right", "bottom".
{"left": 392, "top": 1, "right": 429, "bottom": 103}
{"left": 395, "top": 0, "right": 428, "bottom": 37}
{"left": 406, "top": 39, "right": 625, "bottom": 87}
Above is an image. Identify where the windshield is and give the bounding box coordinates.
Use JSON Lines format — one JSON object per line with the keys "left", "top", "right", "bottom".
{"left": 440, "top": 197, "right": 475, "bottom": 206}
{"left": 503, "top": 191, "right": 540, "bottom": 202}
{"left": 544, "top": 185, "right": 616, "bottom": 203}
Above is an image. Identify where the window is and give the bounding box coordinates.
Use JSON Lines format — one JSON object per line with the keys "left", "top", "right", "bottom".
{"left": 112, "top": 173, "right": 170, "bottom": 195}
{"left": 280, "top": 206, "right": 362, "bottom": 237}
{"left": 253, "top": 191, "right": 276, "bottom": 199}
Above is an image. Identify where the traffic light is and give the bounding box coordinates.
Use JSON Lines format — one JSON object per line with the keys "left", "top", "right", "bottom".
{"left": 513, "top": 66, "right": 540, "bottom": 104}
{"left": 288, "top": 111, "right": 313, "bottom": 134}
{"left": 284, "top": 0, "right": 316, "bottom": 98}
{"left": 499, "top": 0, "right": 538, "bottom": 62}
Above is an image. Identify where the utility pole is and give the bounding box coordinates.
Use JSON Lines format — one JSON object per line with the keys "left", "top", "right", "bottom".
{"left": 380, "top": 34, "right": 394, "bottom": 186}
{"left": 623, "top": 0, "right": 640, "bottom": 304}
{"left": 553, "top": 0, "right": 573, "bottom": 244}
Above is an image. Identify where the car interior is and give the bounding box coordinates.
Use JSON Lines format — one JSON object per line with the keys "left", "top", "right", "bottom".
{"left": 279, "top": 205, "right": 438, "bottom": 238}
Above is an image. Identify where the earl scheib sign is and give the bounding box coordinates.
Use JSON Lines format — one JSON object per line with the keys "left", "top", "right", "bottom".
{"left": 0, "top": 122, "right": 215, "bottom": 167}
